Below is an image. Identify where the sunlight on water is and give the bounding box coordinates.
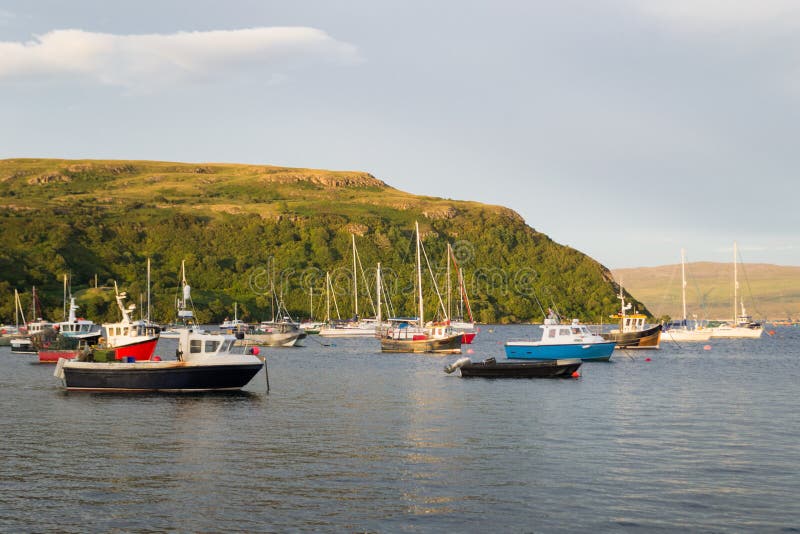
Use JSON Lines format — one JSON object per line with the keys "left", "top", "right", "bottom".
{"left": 1, "top": 326, "right": 799, "bottom": 531}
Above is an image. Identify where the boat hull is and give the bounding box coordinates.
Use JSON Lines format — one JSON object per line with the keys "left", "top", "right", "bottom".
{"left": 245, "top": 332, "right": 304, "bottom": 347}
{"left": 661, "top": 328, "right": 713, "bottom": 342}
{"left": 38, "top": 349, "right": 83, "bottom": 363}
{"left": 710, "top": 326, "right": 763, "bottom": 339}
{"left": 318, "top": 326, "right": 376, "bottom": 338}
{"left": 460, "top": 332, "right": 477, "bottom": 344}
{"left": 380, "top": 334, "right": 462, "bottom": 354}
{"left": 504, "top": 341, "right": 615, "bottom": 362}
{"left": 109, "top": 337, "right": 159, "bottom": 361}
{"left": 601, "top": 324, "right": 661, "bottom": 349}
{"left": 459, "top": 359, "right": 581, "bottom": 378}
{"left": 60, "top": 361, "right": 263, "bottom": 392}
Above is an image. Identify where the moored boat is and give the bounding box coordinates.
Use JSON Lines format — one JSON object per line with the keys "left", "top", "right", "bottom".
{"left": 710, "top": 242, "right": 764, "bottom": 339}
{"left": 54, "top": 327, "right": 264, "bottom": 392}
{"left": 445, "top": 356, "right": 582, "bottom": 378}
{"left": 99, "top": 282, "right": 161, "bottom": 361}
{"left": 246, "top": 318, "right": 307, "bottom": 347}
{"left": 600, "top": 284, "right": 661, "bottom": 349}
{"left": 504, "top": 315, "right": 615, "bottom": 362}
{"left": 659, "top": 249, "right": 712, "bottom": 343}
{"left": 376, "top": 225, "right": 463, "bottom": 354}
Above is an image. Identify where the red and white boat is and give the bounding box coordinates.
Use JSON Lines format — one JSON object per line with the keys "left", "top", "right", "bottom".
{"left": 445, "top": 243, "right": 477, "bottom": 344}
{"left": 100, "top": 282, "right": 161, "bottom": 361}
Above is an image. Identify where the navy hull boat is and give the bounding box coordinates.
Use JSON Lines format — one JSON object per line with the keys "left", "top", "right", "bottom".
{"left": 55, "top": 328, "right": 264, "bottom": 392}
{"left": 445, "top": 357, "right": 581, "bottom": 378}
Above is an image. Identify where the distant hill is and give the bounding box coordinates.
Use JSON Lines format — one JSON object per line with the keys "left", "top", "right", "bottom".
{"left": 0, "top": 158, "right": 650, "bottom": 324}
{"left": 612, "top": 262, "right": 800, "bottom": 321}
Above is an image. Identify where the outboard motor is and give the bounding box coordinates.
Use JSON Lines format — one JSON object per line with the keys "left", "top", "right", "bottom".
{"left": 444, "top": 357, "right": 472, "bottom": 374}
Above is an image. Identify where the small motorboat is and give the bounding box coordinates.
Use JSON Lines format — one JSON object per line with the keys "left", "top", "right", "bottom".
{"left": 505, "top": 316, "right": 615, "bottom": 362}
{"left": 54, "top": 328, "right": 264, "bottom": 392}
{"left": 445, "top": 357, "right": 581, "bottom": 378}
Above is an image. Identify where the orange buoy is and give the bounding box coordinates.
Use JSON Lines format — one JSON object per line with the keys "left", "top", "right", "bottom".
{"left": 571, "top": 371, "right": 580, "bottom": 378}
{"left": 466, "top": 348, "right": 474, "bottom": 354}
{"left": 703, "top": 345, "right": 711, "bottom": 350}
{"left": 768, "top": 330, "right": 776, "bottom": 336}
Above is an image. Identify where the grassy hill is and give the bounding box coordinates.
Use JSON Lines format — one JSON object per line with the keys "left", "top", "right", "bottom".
{"left": 612, "top": 262, "right": 800, "bottom": 321}
{"left": 0, "top": 158, "right": 649, "bottom": 324}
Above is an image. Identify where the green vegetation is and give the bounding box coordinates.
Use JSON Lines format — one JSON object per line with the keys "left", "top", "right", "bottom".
{"left": 0, "top": 158, "right": 649, "bottom": 324}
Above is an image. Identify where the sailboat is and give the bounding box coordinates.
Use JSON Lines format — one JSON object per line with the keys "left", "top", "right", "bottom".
{"left": 711, "top": 242, "right": 764, "bottom": 339}
{"left": 377, "top": 222, "right": 463, "bottom": 354}
{"left": 10, "top": 287, "right": 52, "bottom": 354}
{"left": 319, "top": 234, "right": 380, "bottom": 337}
{"left": 220, "top": 302, "right": 246, "bottom": 331}
{"left": 445, "top": 243, "right": 477, "bottom": 343}
{"left": 600, "top": 282, "right": 661, "bottom": 349}
{"left": 660, "top": 249, "right": 712, "bottom": 343}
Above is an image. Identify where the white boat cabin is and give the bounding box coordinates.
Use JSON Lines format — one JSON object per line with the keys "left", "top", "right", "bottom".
{"left": 540, "top": 318, "right": 605, "bottom": 345}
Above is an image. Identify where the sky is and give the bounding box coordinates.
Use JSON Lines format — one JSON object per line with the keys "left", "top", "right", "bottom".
{"left": 2, "top": 0, "right": 799, "bottom": 269}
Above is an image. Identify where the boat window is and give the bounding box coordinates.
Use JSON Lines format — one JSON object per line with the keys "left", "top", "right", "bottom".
{"left": 190, "top": 340, "right": 202, "bottom": 353}
{"left": 221, "top": 340, "right": 234, "bottom": 352}
{"left": 559, "top": 328, "right": 570, "bottom": 336}
{"left": 548, "top": 330, "right": 556, "bottom": 338}
{"left": 205, "top": 340, "right": 220, "bottom": 353}
{"left": 571, "top": 328, "right": 580, "bottom": 334}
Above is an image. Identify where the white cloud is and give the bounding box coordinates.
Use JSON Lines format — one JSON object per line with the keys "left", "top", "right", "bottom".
{"left": 0, "top": 27, "right": 361, "bottom": 90}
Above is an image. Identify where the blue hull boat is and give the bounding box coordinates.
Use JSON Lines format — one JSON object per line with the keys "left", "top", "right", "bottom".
{"left": 504, "top": 341, "right": 615, "bottom": 362}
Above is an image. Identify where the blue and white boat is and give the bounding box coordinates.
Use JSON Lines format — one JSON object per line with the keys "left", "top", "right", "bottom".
{"left": 504, "top": 317, "right": 615, "bottom": 362}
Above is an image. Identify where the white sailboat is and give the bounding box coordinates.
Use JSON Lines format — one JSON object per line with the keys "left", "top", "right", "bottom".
{"left": 319, "top": 234, "right": 379, "bottom": 337}
{"left": 660, "top": 249, "right": 712, "bottom": 342}
{"left": 711, "top": 241, "right": 764, "bottom": 339}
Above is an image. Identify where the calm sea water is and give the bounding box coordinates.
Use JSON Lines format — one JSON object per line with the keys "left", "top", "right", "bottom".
{"left": 1, "top": 325, "right": 799, "bottom": 532}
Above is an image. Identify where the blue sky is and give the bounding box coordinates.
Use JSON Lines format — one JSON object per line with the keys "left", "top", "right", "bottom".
{"left": 2, "top": 0, "right": 799, "bottom": 269}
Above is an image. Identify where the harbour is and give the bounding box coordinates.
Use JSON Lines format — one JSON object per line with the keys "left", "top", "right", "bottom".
{"left": 1, "top": 325, "right": 798, "bottom": 531}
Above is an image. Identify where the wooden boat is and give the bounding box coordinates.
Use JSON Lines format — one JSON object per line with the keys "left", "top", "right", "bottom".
{"left": 600, "top": 284, "right": 661, "bottom": 349}
{"left": 505, "top": 316, "right": 615, "bottom": 361}
{"left": 445, "top": 356, "right": 581, "bottom": 378}
{"left": 377, "top": 224, "right": 463, "bottom": 354}
{"left": 55, "top": 328, "right": 263, "bottom": 392}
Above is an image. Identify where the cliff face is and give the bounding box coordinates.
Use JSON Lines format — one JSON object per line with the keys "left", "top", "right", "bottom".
{"left": 0, "top": 158, "right": 648, "bottom": 323}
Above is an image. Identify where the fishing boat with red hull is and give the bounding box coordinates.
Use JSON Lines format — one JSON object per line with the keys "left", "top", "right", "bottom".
{"left": 98, "top": 282, "right": 161, "bottom": 361}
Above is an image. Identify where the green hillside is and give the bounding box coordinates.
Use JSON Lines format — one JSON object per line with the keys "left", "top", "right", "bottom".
{"left": 612, "top": 262, "right": 800, "bottom": 321}
{"left": 0, "top": 158, "right": 648, "bottom": 324}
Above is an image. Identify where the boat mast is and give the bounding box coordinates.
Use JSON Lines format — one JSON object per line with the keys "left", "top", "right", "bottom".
{"left": 352, "top": 234, "right": 358, "bottom": 319}
{"left": 733, "top": 241, "right": 738, "bottom": 322}
{"left": 325, "top": 272, "right": 331, "bottom": 322}
{"left": 446, "top": 243, "right": 452, "bottom": 321}
{"left": 309, "top": 286, "right": 314, "bottom": 321}
{"left": 146, "top": 257, "right": 151, "bottom": 323}
{"left": 63, "top": 274, "right": 68, "bottom": 320}
{"left": 376, "top": 262, "right": 382, "bottom": 326}
{"left": 416, "top": 221, "right": 424, "bottom": 327}
{"left": 681, "top": 248, "right": 687, "bottom": 322}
